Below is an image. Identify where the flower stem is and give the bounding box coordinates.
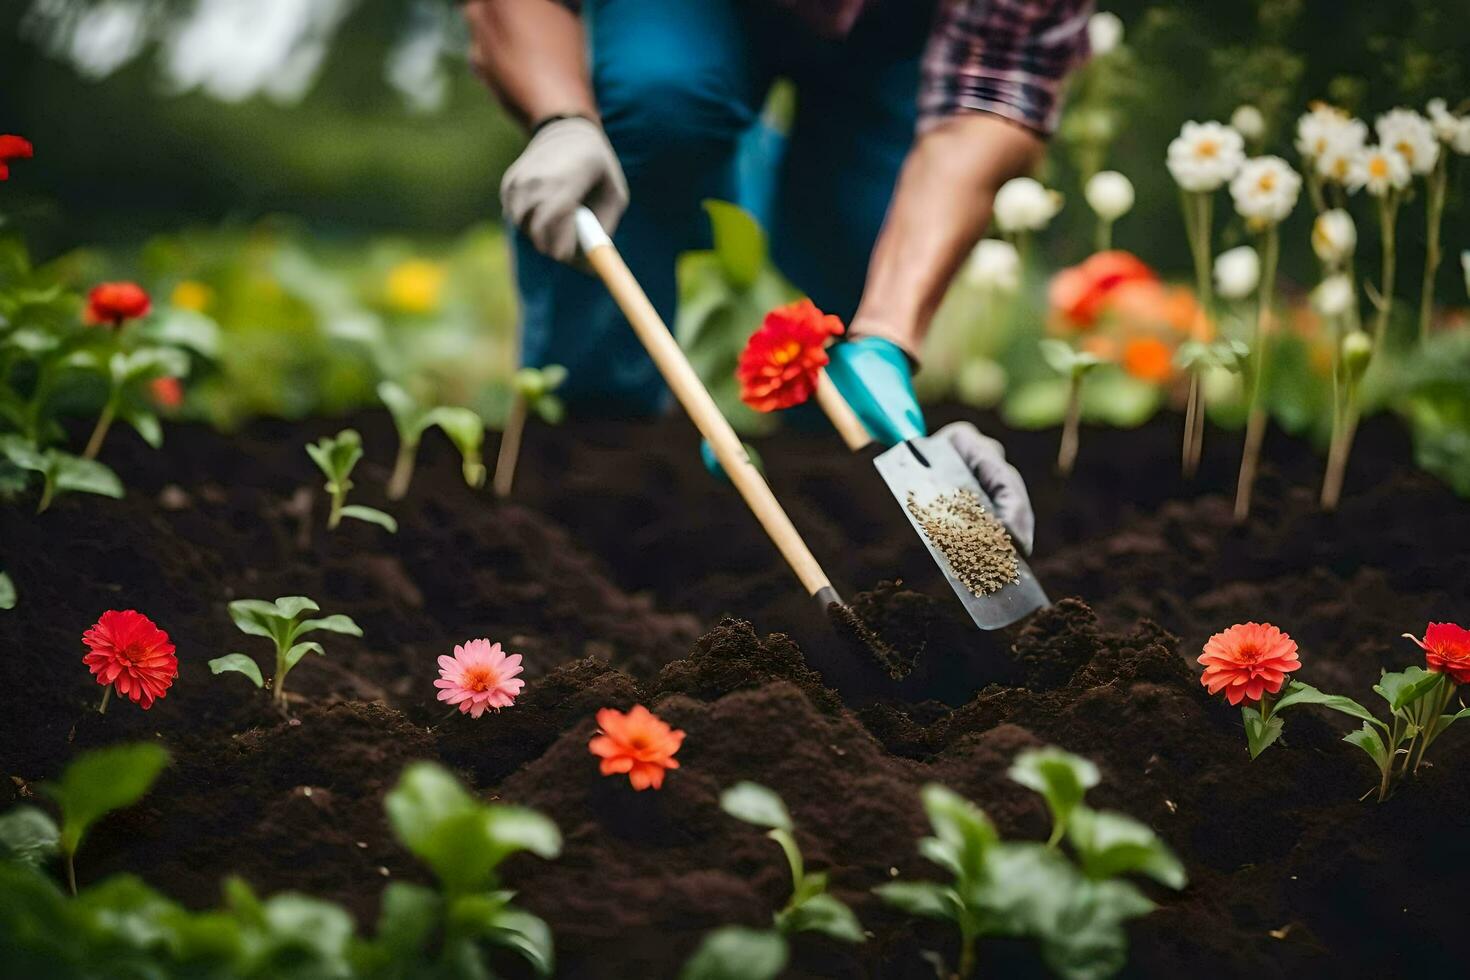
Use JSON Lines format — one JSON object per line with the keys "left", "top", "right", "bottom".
{"left": 1057, "top": 374, "right": 1083, "bottom": 477}
{"left": 1372, "top": 193, "right": 1399, "bottom": 354}
{"left": 1180, "top": 190, "right": 1214, "bottom": 478}
{"left": 272, "top": 648, "right": 289, "bottom": 708}
{"left": 82, "top": 389, "right": 119, "bottom": 461}
{"left": 65, "top": 851, "right": 78, "bottom": 896}
{"left": 1418, "top": 156, "right": 1447, "bottom": 343}
{"left": 492, "top": 393, "right": 529, "bottom": 498}
{"left": 386, "top": 437, "right": 419, "bottom": 501}
{"left": 36, "top": 473, "right": 56, "bottom": 515}
{"left": 326, "top": 489, "right": 344, "bottom": 530}
{"left": 1319, "top": 394, "right": 1359, "bottom": 511}
{"left": 1095, "top": 218, "right": 1112, "bottom": 253}
{"left": 1234, "top": 225, "right": 1279, "bottom": 523}
{"left": 98, "top": 686, "right": 112, "bottom": 715}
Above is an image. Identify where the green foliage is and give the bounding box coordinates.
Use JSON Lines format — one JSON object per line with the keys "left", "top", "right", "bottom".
{"left": 41, "top": 743, "right": 169, "bottom": 894}
{"left": 1395, "top": 329, "right": 1470, "bottom": 496}
{"left": 686, "top": 782, "right": 863, "bottom": 979}
{"left": 210, "top": 596, "right": 362, "bottom": 708}
{"left": 307, "top": 428, "right": 397, "bottom": 532}
{"left": 511, "top": 365, "right": 567, "bottom": 425}
{"left": 379, "top": 380, "right": 488, "bottom": 498}
{"left": 877, "top": 750, "right": 1185, "bottom": 980}
{"left": 675, "top": 201, "right": 799, "bottom": 436}
{"left": 0, "top": 435, "right": 123, "bottom": 513}
{"left": 0, "top": 806, "right": 59, "bottom": 869}
{"left": 0, "top": 569, "right": 13, "bottom": 610}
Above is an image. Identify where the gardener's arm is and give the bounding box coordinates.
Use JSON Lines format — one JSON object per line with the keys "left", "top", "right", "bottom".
{"left": 463, "top": 0, "right": 628, "bottom": 261}
{"left": 850, "top": 116, "right": 1043, "bottom": 356}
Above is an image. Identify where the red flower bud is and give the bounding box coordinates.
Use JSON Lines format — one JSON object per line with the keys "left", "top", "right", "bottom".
{"left": 85, "top": 282, "right": 152, "bottom": 327}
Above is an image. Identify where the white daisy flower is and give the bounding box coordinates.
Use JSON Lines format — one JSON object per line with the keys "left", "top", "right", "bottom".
{"left": 1214, "top": 246, "right": 1260, "bottom": 300}
{"left": 1375, "top": 108, "right": 1440, "bottom": 175}
{"left": 1229, "top": 156, "right": 1302, "bottom": 224}
{"left": 993, "top": 177, "right": 1062, "bottom": 234}
{"left": 1295, "top": 103, "right": 1363, "bottom": 160}
{"left": 1167, "top": 121, "right": 1246, "bottom": 193}
{"left": 964, "top": 239, "right": 1021, "bottom": 294}
{"left": 1348, "top": 145, "right": 1411, "bottom": 196}
{"left": 1084, "top": 170, "right": 1135, "bottom": 221}
{"left": 1427, "top": 98, "right": 1470, "bottom": 155}
{"left": 1311, "top": 209, "right": 1357, "bottom": 265}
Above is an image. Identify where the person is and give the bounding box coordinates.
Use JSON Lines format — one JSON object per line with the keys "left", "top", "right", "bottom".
{"left": 464, "top": 0, "right": 1094, "bottom": 552}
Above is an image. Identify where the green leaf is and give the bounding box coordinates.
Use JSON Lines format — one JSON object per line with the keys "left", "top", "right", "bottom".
{"left": 1438, "top": 707, "right": 1470, "bottom": 734}
{"left": 51, "top": 455, "right": 123, "bottom": 500}
{"left": 1374, "top": 667, "right": 1443, "bottom": 712}
{"left": 539, "top": 364, "right": 568, "bottom": 390}
{"left": 1344, "top": 723, "right": 1390, "bottom": 770}
{"left": 1273, "top": 682, "right": 1384, "bottom": 729}
{"left": 339, "top": 505, "right": 398, "bottom": 533}
{"left": 43, "top": 743, "right": 169, "bottom": 855}
{"left": 140, "top": 308, "right": 221, "bottom": 358}
{"left": 919, "top": 784, "right": 996, "bottom": 881}
{"left": 484, "top": 806, "right": 563, "bottom": 862}
{"left": 1038, "top": 879, "right": 1155, "bottom": 980}
{"left": 298, "top": 613, "right": 363, "bottom": 637}
{"left": 1008, "top": 747, "right": 1100, "bottom": 842}
{"left": 0, "top": 571, "right": 14, "bottom": 610}
{"left": 466, "top": 903, "right": 555, "bottom": 977}
{"left": 283, "top": 641, "right": 325, "bottom": 670}
{"left": 0, "top": 806, "right": 60, "bottom": 868}
{"left": 122, "top": 407, "right": 163, "bottom": 449}
{"left": 272, "top": 596, "right": 321, "bottom": 620}
{"left": 428, "top": 406, "right": 487, "bottom": 486}
{"left": 702, "top": 200, "right": 767, "bottom": 289}
{"left": 1243, "top": 709, "right": 1284, "bottom": 759}
{"left": 111, "top": 346, "right": 190, "bottom": 385}
{"left": 781, "top": 892, "right": 865, "bottom": 943}
{"left": 377, "top": 381, "right": 428, "bottom": 437}
{"left": 259, "top": 891, "right": 356, "bottom": 971}
{"left": 1065, "top": 808, "right": 1187, "bottom": 889}
{"left": 228, "top": 599, "right": 282, "bottom": 639}
{"left": 719, "top": 782, "right": 792, "bottom": 831}
{"left": 371, "top": 882, "right": 440, "bottom": 960}
{"left": 306, "top": 430, "right": 363, "bottom": 483}
{"left": 533, "top": 394, "right": 565, "bottom": 425}
{"left": 874, "top": 880, "right": 957, "bottom": 921}
{"left": 1040, "top": 338, "right": 1104, "bottom": 377}
{"left": 680, "top": 926, "right": 788, "bottom": 980}
{"left": 208, "top": 654, "right": 265, "bottom": 688}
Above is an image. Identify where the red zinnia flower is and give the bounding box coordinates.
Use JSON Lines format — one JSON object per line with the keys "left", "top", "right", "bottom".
{"left": 736, "top": 299, "right": 844, "bottom": 412}
{"left": 0, "top": 135, "right": 33, "bottom": 181}
{"left": 1199, "top": 622, "right": 1301, "bottom": 706}
{"left": 588, "top": 705, "right": 685, "bottom": 791}
{"left": 83, "top": 610, "right": 177, "bottom": 710}
{"left": 85, "top": 282, "right": 152, "bottom": 327}
{"left": 1048, "top": 251, "right": 1157, "bottom": 330}
{"left": 149, "top": 377, "right": 184, "bottom": 409}
{"left": 1405, "top": 623, "right": 1470, "bottom": 685}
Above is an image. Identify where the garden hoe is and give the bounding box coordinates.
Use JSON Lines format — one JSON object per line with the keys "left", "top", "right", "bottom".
{"left": 573, "top": 207, "right": 843, "bottom": 614}
{"left": 811, "top": 365, "right": 1049, "bottom": 630}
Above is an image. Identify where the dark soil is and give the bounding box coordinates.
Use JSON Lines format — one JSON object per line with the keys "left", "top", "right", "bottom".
{"left": 2, "top": 406, "right": 1466, "bottom": 979}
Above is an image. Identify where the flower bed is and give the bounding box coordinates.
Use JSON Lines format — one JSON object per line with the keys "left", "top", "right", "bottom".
{"left": 1, "top": 406, "right": 1466, "bottom": 977}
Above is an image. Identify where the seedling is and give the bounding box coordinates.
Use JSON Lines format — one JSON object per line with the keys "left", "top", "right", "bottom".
{"left": 77, "top": 346, "right": 190, "bottom": 461}
{"left": 0, "top": 434, "right": 122, "bottom": 513}
{"left": 40, "top": 743, "right": 169, "bottom": 894}
{"left": 371, "top": 762, "right": 561, "bottom": 976}
{"left": 378, "top": 380, "right": 487, "bottom": 499}
{"left": 878, "top": 750, "right": 1184, "bottom": 980}
{"left": 305, "top": 428, "right": 396, "bottom": 532}
{"left": 492, "top": 365, "right": 566, "bottom": 498}
{"left": 209, "top": 596, "right": 363, "bottom": 708}
{"left": 682, "top": 782, "right": 863, "bottom": 980}
{"left": 1039, "top": 339, "right": 1105, "bottom": 476}
{"left": 1320, "top": 329, "right": 1372, "bottom": 510}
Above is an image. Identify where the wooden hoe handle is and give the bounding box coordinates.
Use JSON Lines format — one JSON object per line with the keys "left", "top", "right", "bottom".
{"left": 574, "top": 208, "right": 837, "bottom": 603}
{"left": 813, "top": 369, "right": 874, "bottom": 452}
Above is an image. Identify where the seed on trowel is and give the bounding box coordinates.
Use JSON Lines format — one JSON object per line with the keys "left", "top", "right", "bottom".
{"left": 905, "top": 488, "right": 1020, "bottom": 598}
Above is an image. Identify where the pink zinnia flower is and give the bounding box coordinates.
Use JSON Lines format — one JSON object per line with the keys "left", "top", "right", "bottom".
{"left": 435, "top": 639, "right": 524, "bottom": 717}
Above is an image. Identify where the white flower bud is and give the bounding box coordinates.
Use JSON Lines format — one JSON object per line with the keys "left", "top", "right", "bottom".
{"left": 964, "top": 239, "right": 1021, "bottom": 294}
{"left": 993, "top": 177, "right": 1062, "bottom": 234}
{"left": 1084, "top": 170, "right": 1135, "bottom": 222}
{"left": 1088, "top": 12, "right": 1123, "bottom": 56}
{"left": 1311, "top": 209, "right": 1357, "bottom": 265}
{"left": 1214, "top": 246, "right": 1260, "bottom": 300}
{"left": 1230, "top": 105, "right": 1266, "bottom": 142}
{"left": 1311, "top": 274, "right": 1356, "bottom": 319}
{"left": 1341, "top": 330, "right": 1373, "bottom": 379}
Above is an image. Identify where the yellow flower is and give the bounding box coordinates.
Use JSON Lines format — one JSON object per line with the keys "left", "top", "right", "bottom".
{"left": 385, "top": 259, "right": 447, "bottom": 315}
{"left": 171, "top": 280, "right": 214, "bottom": 312}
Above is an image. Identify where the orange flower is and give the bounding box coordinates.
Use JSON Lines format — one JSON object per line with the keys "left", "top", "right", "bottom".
{"left": 1122, "top": 336, "right": 1174, "bottom": 383}
{"left": 1199, "top": 622, "right": 1301, "bottom": 706}
{"left": 1405, "top": 623, "right": 1470, "bottom": 685}
{"left": 1048, "top": 251, "right": 1157, "bottom": 330}
{"left": 588, "top": 705, "right": 685, "bottom": 791}
{"left": 736, "top": 299, "right": 844, "bottom": 412}
{"left": 149, "top": 377, "right": 184, "bottom": 409}
{"left": 85, "top": 282, "right": 151, "bottom": 327}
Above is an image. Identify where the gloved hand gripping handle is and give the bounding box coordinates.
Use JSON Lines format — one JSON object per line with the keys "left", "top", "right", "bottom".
{"left": 573, "top": 208, "right": 841, "bottom": 610}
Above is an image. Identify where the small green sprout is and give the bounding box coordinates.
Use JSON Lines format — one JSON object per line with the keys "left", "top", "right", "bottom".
{"left": 683, "top": 782, "right": 863, "bottom": 980}
{"left": 305, "top": 428, "right": 396, "bottom": 532}
{"left": 0, "top": 434, "right": 122, "bottom": 514}
{"left": 0, "top": 570, "right": 14, "bottom": 610}
{"left": 492, "top": 364, "right": 566, "bottom": 498}
{"left": 378, "top": 381, "right": 487, "bottom": 500}
{"left": 1040, "top": 339, "right": 1106, "bottom": 477}
{"left": 209, "top": 596, "right": 363, "bottom": 709}
{"left": 78, "top": 346, "right": 191, "bottom": 461}
{"left": 39, "top": 743, "right": 169, "bottom": 894}
{"left": 370, "top": 762, "right": 562, "bottom": 976}
{"left": 878, "top": 748, "right": 1185, "bottom": 980}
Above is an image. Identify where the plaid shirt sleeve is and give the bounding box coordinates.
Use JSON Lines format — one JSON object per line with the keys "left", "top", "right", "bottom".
{"left": 920, "top": 0, "right": 1093, "bottom": 136}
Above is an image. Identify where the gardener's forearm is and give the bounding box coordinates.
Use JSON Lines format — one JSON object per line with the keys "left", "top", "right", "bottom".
{"left": 463, "top": 0, "right": 596, "bottom": 128}
{"left": 851, "top": 114, "right": 1044, "bottom": 357}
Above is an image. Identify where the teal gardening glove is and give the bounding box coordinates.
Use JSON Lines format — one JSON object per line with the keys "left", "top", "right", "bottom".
{"left": 823, "top": 335, "right": 926, "bottom": 446}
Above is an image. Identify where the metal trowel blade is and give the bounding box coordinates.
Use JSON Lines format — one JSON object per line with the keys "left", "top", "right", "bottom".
{"left": 872, "top": 433, "right": 1049, "bottom": 630}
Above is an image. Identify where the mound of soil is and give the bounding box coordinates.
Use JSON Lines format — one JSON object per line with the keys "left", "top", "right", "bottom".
{"left": 2, "top": 406, "right": 1465, "bottom": 978}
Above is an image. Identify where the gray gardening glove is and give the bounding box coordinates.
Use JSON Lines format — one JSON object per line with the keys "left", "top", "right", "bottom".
{"left": 501, "top": 116, "right": 629, "bottom": 263}
{"left": 936, "top": 420, "right": 1035, "bottom": 555}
